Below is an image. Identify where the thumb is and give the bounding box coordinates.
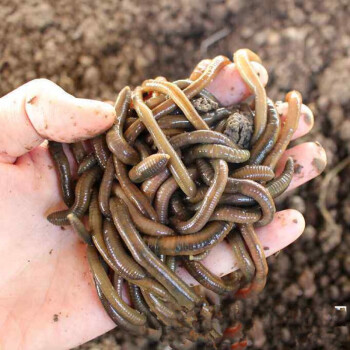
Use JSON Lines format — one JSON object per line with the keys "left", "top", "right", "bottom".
{"left": 0, "top": 79, "right": 116, "bottom": 163}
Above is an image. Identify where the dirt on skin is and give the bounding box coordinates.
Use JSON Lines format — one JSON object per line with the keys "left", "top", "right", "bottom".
{"left": 1, "top": 0, "right": 350, "bottom": 349}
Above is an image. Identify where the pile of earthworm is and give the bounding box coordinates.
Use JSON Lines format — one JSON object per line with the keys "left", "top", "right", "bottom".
{"left": 47, "top": 49, "right": 302, "bottom": 348}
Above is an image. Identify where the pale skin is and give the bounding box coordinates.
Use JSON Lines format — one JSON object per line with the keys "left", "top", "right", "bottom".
{"left": 0, "top": 62, "right": 326, "bottom": 350}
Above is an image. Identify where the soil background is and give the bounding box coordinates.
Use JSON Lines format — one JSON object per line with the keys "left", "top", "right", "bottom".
{"left": 1, "top": 0, "right": 350, "bottom": 349}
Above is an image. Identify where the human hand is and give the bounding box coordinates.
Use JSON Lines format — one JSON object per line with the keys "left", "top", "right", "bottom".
{"left": 0, "top": 66, "right": 326, "bottom": 350}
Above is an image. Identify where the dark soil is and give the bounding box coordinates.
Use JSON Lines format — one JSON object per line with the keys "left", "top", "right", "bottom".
{"left": 1, "top": 0, "right": 350, "bottom": 349}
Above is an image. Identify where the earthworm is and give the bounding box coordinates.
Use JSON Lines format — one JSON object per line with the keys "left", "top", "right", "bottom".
{"left": 67, "top": 213, "right": 92, "bottom": 245}
{"left": 166, "top": 256, "right": 177, "bottom": 272}
{"left": 103, "top": 219, "right": 170, "bottom": 300}
{"left": 214, "top": 118, "right": 227, "bottom": 133}
{"left": 226, "top": 179, "right": 275, "bottom": 226}
{"left": 152, "top": 76, "right": 168, "bottom": 97}
{"left": 172, "top": 159, "right": 228, "bottom": 234}
{"left": 189, "top": 58, "right": 212, "bottom": 80}
{"left": 91, "top": 134, "right": 110, "bottom": 169}
{"left": 227, "top": 233, "right": 255, "bottom": 285}
{"left": 170, "top": 130, "right": 238, "bottom": 150}
{"left": 113, "top": 155, "right": 158, "bottom": 220}
{"left": 155, "top": 168, "right": 197, "bottom": 224}
{"left": 102, "top": 219, "right": 146, "bottom": 280}
{"left": 128, "top": 283, "right": 162, "bottom": 330}
{"left": 113, "top": 184, "right": 174, "bottom": 236}
{"left": 144, "top": 221, "right": 233, "bottom": 256}
{"left": 196, "top": 161, "right": 275, "bottom": 225}
{"left": 106, "top": 86, "right": 140, "bottom": 165}
{"left": 98, "top": 156, "right": 114, "bottom": 217}
{"left": 70, "top": 142, "right": 86, "bottom": 164}
{"left": 231, "top": 165, "right": 274, "bottom": 182}
{"left": 157, "top": 108, "right": 230, "bottom": 130}
{"left": 132, "top": 87, "right": 197, "bottom": 198}
{"left": 266, "top": 157, "right": 294, "bottom": 198}
{"left": 142, "top": 80, "right": 210, "bottom": 130}
{"left": 95, "top": 283, "right": 147, "bottom": 335}
{"left": 158, "top": 115, "right": 193, "bottom": 129}
{"left": 125, "top": 55, "right": 230, "bottom": 143}
{"left": 263, "top": 91, "right": 302, "bottom": 169}
{"left": 142, "top": 291, "right": 182, "bottom": 327}
{"left": 185, "top": 144, "right": 250, "bottom": 164}
{"left": 217, "top": 193, "right": 255, "bottom": 206}
{"left": 249, "top": 98, "right": 280, "bottom": 165}
{"left": 185, "top": 185, "right": 209, "bottom": 204}
{"left": 169, "top": 192, "right": 189, "bottom": 220}
{"left": 236, "top": 224, "right": 268, "bottom": 297}
{"left": 134, "top": 139, "right": 152, "bottom": 160}
{"left": 47, "top": 166, "right": 101, "bottom": 225}
{"left": 86, "top": 245, "right": 147, "bottom": 326}
{"left": 125, "top": 116, "right": 138, "bottom": 129}
{"left": 189, "top": 250, "right": 211, "bottom": 261}
{"left": 89, "top": 190, "right": 122, "bottom": 272}
{"left": 113, "top": 274, "right": 124, "bottom": 295}
{"left": 162, "top": 128, "right": 183, "bottom": 137}
{"left": 48, "top": 141, "right": 74, "bottom": 207}
{"left": 182, "top": 258, "right": 239, "bottom": 295}
{"left": 233, "top": 49, "right": 266, "bottom": 144}
{"left": 141, "top": 168, "right": 171, "bottom": 203}
{"left": 77, "top": 153, "right": 98, "bottom": 175}
{"left": 209, "top": 206, "right": 261, "bottom": 224}
{"left": 110, "top": 197, "right": 200, "bottom": 309}
{"left": 129, "top": 153, "right": 170, "bottom": 183}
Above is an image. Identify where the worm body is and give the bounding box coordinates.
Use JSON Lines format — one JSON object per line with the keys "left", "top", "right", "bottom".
{"left": 70, "top": 142, "right": 86, "bottom": 164}
{"left": 267, "top": 157, "right": 294, "bottom": 198}
{"left": 98, "top": 156, "right": 114, "bottom": 217}
{"left": 185, "top": 144, "right": 250, "bottom": 164}
{"left": 129, "top": 153, "right": 170, "bottom": 183}
{"left": 106, "top": 86, "right": 140, "bottom": 165}
{"left": 48, "top": 141, "right": 74, "bottom": 206}
{"left": 77, "top": 153, "right": 98, "bottom": 175}
{"left": 47, "top": 166, "right": 101, "bottom": 225}
{"left": 144, "top": 221, "right": 233, "bottom": 256}
{"left": 67, "top": 213, "right": 92, "bottom": 245}
{"left": 263, "top": 91, "right": 302, "bottom": 169}
{"left": 92, "top": 134, "right": 110, "bottom": 169}
{"left": 231, "top": 165, "right": 274, "bottom": 182}
{"left": 249, "top": 99, "right": 280, "bottom": 165}
{"left": 234, "top": 49, "right": 266, "bottom": 144}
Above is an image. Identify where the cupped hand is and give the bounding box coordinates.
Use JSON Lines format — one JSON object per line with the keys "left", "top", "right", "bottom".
{"left": 0, "top": 66, "right": 326, "bottom": 350}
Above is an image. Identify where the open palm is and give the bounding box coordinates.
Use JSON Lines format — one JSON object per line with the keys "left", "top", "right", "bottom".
{"left": 0, "top": 64, "right": 326, "bottom": 350}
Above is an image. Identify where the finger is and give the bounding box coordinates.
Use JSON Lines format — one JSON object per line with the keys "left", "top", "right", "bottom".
{"left": 276, "top": 141, "right": 327, "bottom": 193}
{"left": 176, "top": 209, "right": 304, "bottom": 285}
{"left": 206, "top": 62, "right": 269, "bottom": 106}
{"left": 276, "top": 102, "right": 314, "bottom": 140}
{"left": 0, "top": 79, "right": 116, "bottom": 163}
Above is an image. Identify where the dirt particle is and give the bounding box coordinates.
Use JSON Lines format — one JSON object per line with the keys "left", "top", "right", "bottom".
{"left": 264, "top": 246, "right": 269, "bottom": 251}
{"left": 311, "top": 157, "right": 326, "bottom": 173}
{"left": 60, "top": 226, "right": 66, "bottom": 230}
{"left": 27, "top": 96, "right": 38, "bottom": 104}
{"left": 303, "top": 111, "right": 313, "bottom": 126}
{"left": 294, "top": 162, "right": 304, "bottom": 175}
{"left": 293, "top": 218, "right": 298, "bottom": 224}
{"left": 49, "top": 249, "right": 53, "bottom": 254}
{"left": 53, "top": 314, "right": 59, "bottom": 322}
{"left": 48, "top": 165, "right": 53, "bottom": 169}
